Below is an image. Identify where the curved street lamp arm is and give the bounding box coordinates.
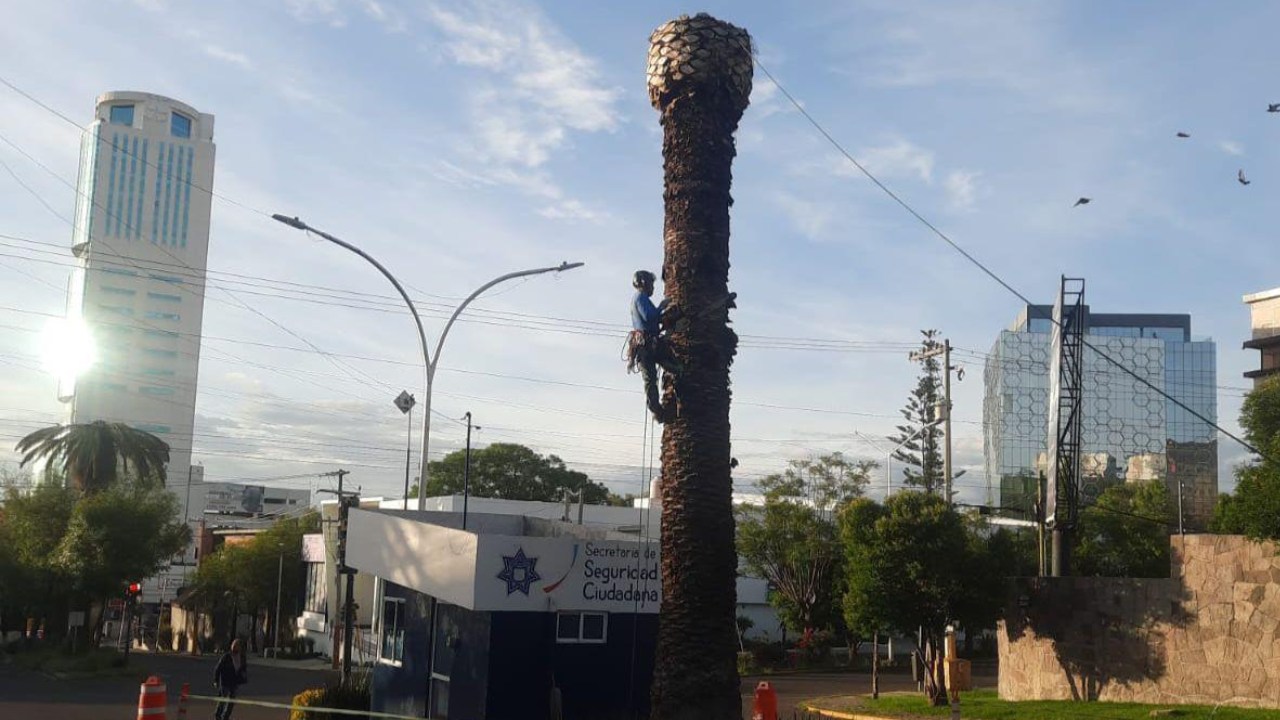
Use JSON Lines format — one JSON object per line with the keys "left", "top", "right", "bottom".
{"left": 430, "top": 262, "right": 584, "bottom": 374}
{"left": 272, "top": 215, "right": 433, "bottom": 374}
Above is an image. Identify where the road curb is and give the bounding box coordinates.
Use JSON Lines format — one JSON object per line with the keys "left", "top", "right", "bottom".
{"left": 800, "top": 704, "right": 895, "bottom": 720}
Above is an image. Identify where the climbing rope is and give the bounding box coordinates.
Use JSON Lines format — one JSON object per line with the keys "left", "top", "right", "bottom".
{"left": 627, "top": 398, "right": 660, "bottom": 711}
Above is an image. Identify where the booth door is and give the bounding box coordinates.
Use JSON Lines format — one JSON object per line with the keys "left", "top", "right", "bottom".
{"left": 428, "top": 602, "right": 457, "bottom": 718}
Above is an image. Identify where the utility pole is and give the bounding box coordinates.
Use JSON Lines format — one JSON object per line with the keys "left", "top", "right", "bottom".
{"left": 273, "top": 544, "right": 284, "bottom": 655}
{"left": 942, "top": 339, "right": 952, "bottom": 502}
{"left": 319, "top": 469, "right": 355, "bottom": 681}
{"left": 462, "top": 412, "right": 479, "bottom": 530}
{"left": 909, "top": 338, "right": 959, "bottom": 503}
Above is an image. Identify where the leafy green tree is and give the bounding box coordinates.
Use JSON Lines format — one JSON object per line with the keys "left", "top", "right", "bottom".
{"left": 1073, "top": 480, "right": 1171, "bottom": 578}
{"left": 1213, "top": 377, "right": 1280, "bottom": 539}
{"left": 839, "top": 492, "right": 996, "bottom": 705}
{"left": 16, "top": 421, "right": 170, "bottom": 493}
{"left": 889, "top": 330, "right": 944, "bottom": 493}
{"left": 738, "top": 454, "right": 874, "bottom": 635}
{"left": 53, "top": 478, "right": 190, "bottom": 606}
{"left": 0, "top": 483, "right": 76, "bottom": 638}
{"left": 413, "top": 443, "right": 610, "bottom": 504}
{"left": 1240, "top": 376, "right": 1280, "bottom": 450}
{"left": 192, "top": 512, "right": 320, "bottom": 648}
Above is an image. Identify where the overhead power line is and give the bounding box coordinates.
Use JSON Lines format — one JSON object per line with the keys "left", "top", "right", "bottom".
{"left": 750, "top": 52, "right": 1259, "bottom": 457}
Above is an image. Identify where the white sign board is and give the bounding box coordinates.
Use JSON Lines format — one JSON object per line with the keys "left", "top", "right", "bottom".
{"left": 302, "top": 533, "right": 326, "bottom": 563}
{"left": 68, "top": 611, "right": 86, "bottom": 628}
{"left": 346, "top": 508, "right": 662, "bottom": 615}
{"left": 474, "top": 536, "right": 661, "bottom": 613}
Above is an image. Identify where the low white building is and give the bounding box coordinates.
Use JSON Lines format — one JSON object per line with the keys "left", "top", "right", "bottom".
{"left": 297, "top": 494, "right": 782, "bottom": 662}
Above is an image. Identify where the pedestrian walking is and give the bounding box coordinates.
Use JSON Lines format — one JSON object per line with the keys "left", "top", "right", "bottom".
{"left": 212, "top": 638, "right": 248, "bottom": 720}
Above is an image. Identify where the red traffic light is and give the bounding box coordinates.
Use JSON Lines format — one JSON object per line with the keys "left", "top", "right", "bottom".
{"left": 127, "top": 582, "right": 142, "bottom": 595}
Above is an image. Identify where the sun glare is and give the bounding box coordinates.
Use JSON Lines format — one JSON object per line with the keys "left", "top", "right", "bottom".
{"left": 40, "top": 317, "right": 97, "bottom": 382}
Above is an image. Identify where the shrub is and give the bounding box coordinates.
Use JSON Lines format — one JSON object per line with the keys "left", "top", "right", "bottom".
{"left": 291, "top": 671, "right": 371, "bottom": 719}
{"left": 793, "top": 628, "right": 836, "bottom": 668}
{"left": 290, "top": 688, "right": 326, "bottom": 720}
{"left": 744, "top": 638, "right": 787, "bottom": 670}
{"left": 737, "top": 651, "right": 758, "bottom": 676}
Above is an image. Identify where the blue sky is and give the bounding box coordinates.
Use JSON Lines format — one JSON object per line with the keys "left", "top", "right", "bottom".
{"left": 0, "top": 0, "right": 1275, "bottom": 503}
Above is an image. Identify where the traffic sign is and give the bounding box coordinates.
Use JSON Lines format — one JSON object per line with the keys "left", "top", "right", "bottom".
{"left": 394, "top": 390, "right": 416, "bottom": 414}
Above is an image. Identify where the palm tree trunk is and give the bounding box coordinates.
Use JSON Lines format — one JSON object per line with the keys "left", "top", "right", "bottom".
{"left": 647, "top": 14, "right": 753, "bottom": 720}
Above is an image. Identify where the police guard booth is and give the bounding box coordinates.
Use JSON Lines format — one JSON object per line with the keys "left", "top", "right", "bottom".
{"left": 346, "top": 507, "right": 660, "bottom": 720}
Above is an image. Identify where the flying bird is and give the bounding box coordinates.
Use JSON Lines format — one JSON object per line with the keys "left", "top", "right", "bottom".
{"left": 1268, "top": 104, "right": 1280, "bottom": 113}
{"left": 1073, "top": 197, "right": 1091, "bottom": 207}
{"left": 1238, "top": 169, "right": 1251, "bottom": 186}
{"left": 1176, "top": 132, "right": 1190, "bottom": 138}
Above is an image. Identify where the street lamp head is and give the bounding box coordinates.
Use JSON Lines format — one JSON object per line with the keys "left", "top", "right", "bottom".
{"left": 271, "top": 213, "right": 308, "bottom": 231}
{"left": 557, "top": 261, "right": 585, "bottom": 272}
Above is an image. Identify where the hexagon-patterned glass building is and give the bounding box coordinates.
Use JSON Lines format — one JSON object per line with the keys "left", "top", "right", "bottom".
{"left": 983, "top": 305, "right": 1217, "bottom": 529}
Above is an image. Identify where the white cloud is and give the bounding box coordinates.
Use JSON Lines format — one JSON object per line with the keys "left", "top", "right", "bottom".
{"left": 424, "top": 0, "right": 620, "bottom": 168}
{"left": 1219, "top": 140, "right": 1245, "bottom": 156}
{"left": 848, "top": 2, "right": 1114, "bottom": 114}
{"left": 203, "top": 44, "right": 252, "bottom": 69}
{"left": 360, "top": 0, "right": 406, "bottom": 33}
{"left": 851, "top": 138, "right": 935, "bottom": 183}
{"left": 944, "top": 169, "right": 981, "bottom": 211}
{"left": 538, "top": 199, "right": 607, "bottom": 223}
{"left": 416, "top": 1, "right": 619, "bottom": 222}
{"left": 775, "top": 192, "right": 836, "bottom": 241}
{"left": 285, "top": 0, "right": 347, "bottom": 27}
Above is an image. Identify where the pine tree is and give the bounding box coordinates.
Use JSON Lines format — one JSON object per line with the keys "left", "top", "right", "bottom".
{"left": 889, "top": 330, "right": 944, "bottom": 493}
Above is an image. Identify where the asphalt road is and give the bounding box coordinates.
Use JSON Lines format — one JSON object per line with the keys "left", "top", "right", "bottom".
{"left": 0, "top": 651, "right": 335, "bottom": 720}
{"left": 0, "top": 653, "right": 986, "bottom": 719}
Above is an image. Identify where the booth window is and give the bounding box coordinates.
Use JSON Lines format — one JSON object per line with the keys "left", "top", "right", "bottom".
{"left": 556, "top": 611, "right": 607, "bottom": 644}
{"left": 380, "top": 596, "right": 405, "bottom": 665}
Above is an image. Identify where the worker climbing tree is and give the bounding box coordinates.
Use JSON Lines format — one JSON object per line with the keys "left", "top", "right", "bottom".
{"left": 645, "top": 13, "right": 753, "bottom": 720}
{"left": 627, "top": 269, "right": 683, "bottom": 422}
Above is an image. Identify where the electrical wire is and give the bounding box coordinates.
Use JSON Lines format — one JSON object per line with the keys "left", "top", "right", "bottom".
{"left": 750, "top": 51, "right": 1260, "bottom": 457}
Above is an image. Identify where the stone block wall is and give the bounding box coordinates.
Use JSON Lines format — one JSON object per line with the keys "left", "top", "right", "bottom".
{"left": 999, "top": 534, "right": 1280, "bottom": 708}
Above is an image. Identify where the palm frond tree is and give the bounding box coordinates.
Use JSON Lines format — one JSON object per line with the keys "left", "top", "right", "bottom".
{"left": 16, "top": 421, "right": 170, "bottom": 493}
{"left": 646, "top": 13, "right": 753, "bottom": 720}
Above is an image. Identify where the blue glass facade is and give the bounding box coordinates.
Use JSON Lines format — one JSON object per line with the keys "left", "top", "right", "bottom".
{"left": 983, "top": 306, "right": 1218, "bottom": 528}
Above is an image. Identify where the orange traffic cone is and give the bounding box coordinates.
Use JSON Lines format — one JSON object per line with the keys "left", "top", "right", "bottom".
{"left": 176, "top": 682, "right": 190, "bottom": 720}
{"left": 137, "top": 675, "right": 166, "bottom": 719}
{"left": 751, "top": 680, "right": 777, "bottom": 720}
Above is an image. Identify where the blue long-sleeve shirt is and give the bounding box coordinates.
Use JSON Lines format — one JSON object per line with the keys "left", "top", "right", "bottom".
{"left": 632, "top": 291, "right": 661, "bottom": 334}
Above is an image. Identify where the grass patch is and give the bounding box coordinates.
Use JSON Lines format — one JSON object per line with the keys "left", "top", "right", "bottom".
{"left": 8, "top": 647, "right": 138, "bottom": 679}
{"left": 807, "top": 689, "right": 1280, "bottom": 720}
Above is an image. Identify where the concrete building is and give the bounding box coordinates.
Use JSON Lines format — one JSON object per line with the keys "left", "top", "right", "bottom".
{"left": 1243, "top": 287, "right": 1280, "bottom": 387}
{"left": 297, "top": 495, "right": 783, "bottom": 666}
{"left": 151, "top": 476, "right": 310, "bottom": 604}
{"left": 349, "top": 508, "right": 659, "bottom": 719}
{"left": 984, "top": 303, "right": 1218, "bottom": 529}
{"left": 60, "top": 91, "right": 216, "bottom": 492}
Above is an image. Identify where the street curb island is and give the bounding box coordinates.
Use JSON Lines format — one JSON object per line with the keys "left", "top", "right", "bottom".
{"left": 800, "top": 696, "right": 897, "bottom": 720}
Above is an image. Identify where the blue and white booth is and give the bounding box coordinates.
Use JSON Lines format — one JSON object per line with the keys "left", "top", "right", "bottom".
{"left": 346, "top": 508, "right": 661, "bottom": 720}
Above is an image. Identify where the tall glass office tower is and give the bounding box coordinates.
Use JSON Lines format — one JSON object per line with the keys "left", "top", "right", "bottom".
{"left": 983, "top": 306, "right": 1217, "bottom": 529}
{"left": 61, "top": 92, "right": 216, "bottom": 491}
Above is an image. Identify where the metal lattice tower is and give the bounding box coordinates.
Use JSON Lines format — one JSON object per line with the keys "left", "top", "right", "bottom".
{"left": 1047, "top": 277, "right": 1085, "bottom": 575}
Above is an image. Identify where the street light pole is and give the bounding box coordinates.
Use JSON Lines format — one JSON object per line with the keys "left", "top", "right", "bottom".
{"left": 273, "top": 545, "right": 284, "bottom": 654}
{"left": 271, "top": 215, "right": 584, "bottom": 512}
